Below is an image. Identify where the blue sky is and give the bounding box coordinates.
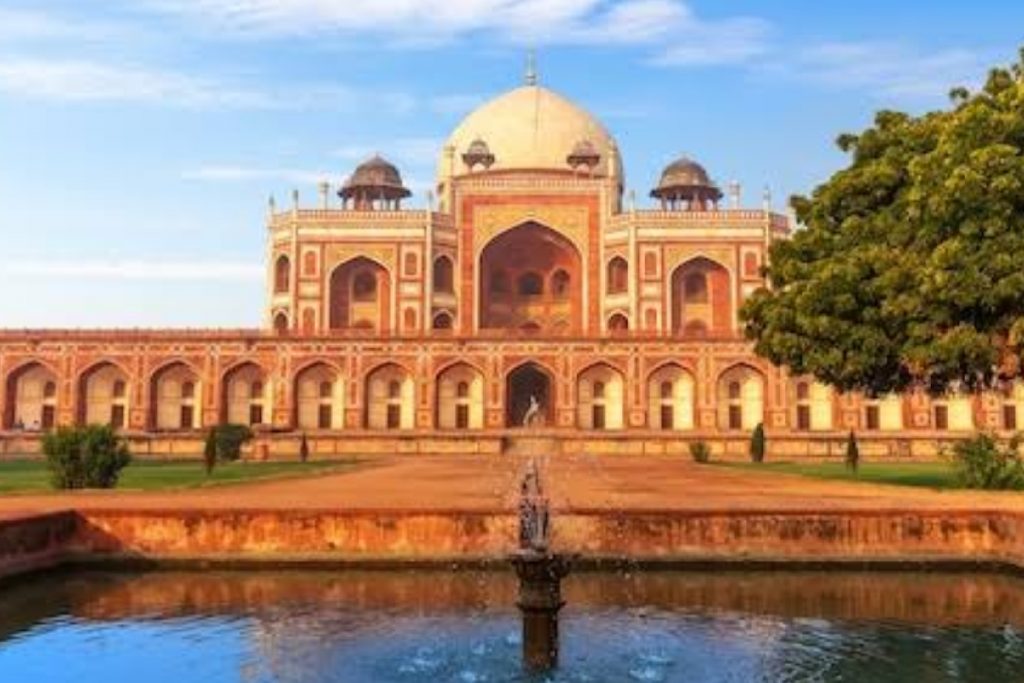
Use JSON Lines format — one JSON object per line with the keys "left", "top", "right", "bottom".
{"left": 1, "top": 0, "right": 1021, "bottom": 327}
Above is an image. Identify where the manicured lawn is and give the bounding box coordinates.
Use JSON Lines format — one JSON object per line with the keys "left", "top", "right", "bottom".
{"left": 0, "top": 459, "right": 355, "bottom": 494}
{"left": 717, "top": 461, "right": 957, "bottom": 489}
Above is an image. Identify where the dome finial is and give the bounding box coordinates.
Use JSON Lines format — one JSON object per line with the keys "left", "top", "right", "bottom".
{"left": 525, "top": 49, "right": 537, "bottom": 86}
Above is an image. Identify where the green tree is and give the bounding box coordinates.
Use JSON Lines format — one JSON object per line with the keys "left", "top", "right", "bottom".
{"left": 43, "top": 425, "right": 131, "bottom": 490}
{"left": 750, "top": 423, "right": 766, "bottom": 463}
{"left": 845, "top": 431, "right": 860, "bottom": 474}
{"left": 203, "top": 428, "right": 217, "bottom": 475}
{"left": 742, "top": 50, "right": 1024, "bottom": 396}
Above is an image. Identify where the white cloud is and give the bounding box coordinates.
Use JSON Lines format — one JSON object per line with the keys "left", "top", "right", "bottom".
{"left": 0, "top": 8, "right": 128, "bottom": 42}
{"left": 767, "top": 42, "right": 987, "bottom": 98}
{"left": 143, "top": 0, "right": 754, "bottom": 53}
{"left": 4, "top": 260, "right": 263, "bottom": 281}
{"left": 653, "top": 17, "right": 771, "bottom": 66}
{"left": 0, "top": 56, "right": 432, "bottom": 112}
{"left": 0, "top": 58, "right": 278, "bottom": 107}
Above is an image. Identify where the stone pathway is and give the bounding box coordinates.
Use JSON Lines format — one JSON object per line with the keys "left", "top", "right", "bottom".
{"left": 0, "top": 454, "right": 1021, "bottom": 514}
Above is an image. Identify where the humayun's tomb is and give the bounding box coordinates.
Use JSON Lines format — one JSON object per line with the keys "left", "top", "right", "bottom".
{"left": 2, "top": 72, "right": 1022, "bottom": 459}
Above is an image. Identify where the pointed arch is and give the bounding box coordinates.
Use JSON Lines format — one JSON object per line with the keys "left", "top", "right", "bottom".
{"left": 364, "top": 362, "right": 414, "bottom": 429}
{"left": 647, "top": 362, "right": 696, "bottom": 431}
{"left": 149, "top": 360, "right": 202, "bottom": 431}
{"left": 505, "top": 361, "right": 556, "bottom": 427}
{"left": 436, "top": 362, "right": 484, "bottom": 429}
{"left": 221, "top": 361, "right": 270, "bottom": 426}
{"left": 479, "top": 222, "right": 582, "bottom": 334}
{"left": 4, "top": 361, "right": 59, "bottom": 430}
{"left": 274, "top": 254, "right": 291, "bottom": 294}
{"left": 433, "top": 255, "right": 454, "bottom": 294}
{"left": 77, "top": 360, "right": 131, "bottom": 428}
{"left": 329, "top": 257, "right": 392, "bottom": 332}
{"left": 607, "top": 256, "right": 628, "bottom": 295}
{"left": 670, "top": 256, "right": 732, "bottom": 337}
{"left": 294, "top": 361, "right": 344, "bottom": 430}
{"left": 717, "top": 363, "right": 765, "bottom": 430}
{"left": 576, "top": 362, "right": 625, "bottom": 430}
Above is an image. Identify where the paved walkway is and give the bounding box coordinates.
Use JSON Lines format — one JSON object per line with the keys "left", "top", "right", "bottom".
{"left": 0, "top": 454, "right": 1022, "bottom": 514}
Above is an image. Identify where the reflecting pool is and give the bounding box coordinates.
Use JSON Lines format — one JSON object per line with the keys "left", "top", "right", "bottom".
{"left": 1, "top": 568, "right": 1023, "bottom": 682}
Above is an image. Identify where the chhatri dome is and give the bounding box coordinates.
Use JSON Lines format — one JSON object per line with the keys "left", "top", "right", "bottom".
{"left": 438, "top": 62, "right": 622, "bottom": 183}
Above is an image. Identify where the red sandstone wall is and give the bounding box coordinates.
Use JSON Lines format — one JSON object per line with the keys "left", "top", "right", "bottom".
{"left": 0, "top": 511, "right": 78, "bottom": 580}
{"left": 2, "top": 509, "right": 1022, "bottom": 581}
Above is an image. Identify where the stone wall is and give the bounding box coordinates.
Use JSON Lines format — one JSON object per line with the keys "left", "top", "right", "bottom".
{"left": 0, "top": 511, "right": 78, "bottom": 581}
{"left": 1, "top": 508, "right": 1022, "bottom": 581}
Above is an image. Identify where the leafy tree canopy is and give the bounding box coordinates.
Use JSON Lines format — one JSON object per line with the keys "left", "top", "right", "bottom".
{"left": 742, "top": 49, "right": 1024, "bottom": 396}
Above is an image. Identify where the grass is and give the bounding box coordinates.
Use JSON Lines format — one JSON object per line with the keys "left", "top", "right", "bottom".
{"left": 717, "top": 461, "right": 957, "bottom": 490}
{"left": 0, "top": 459, "right": 356, "bottom": 494}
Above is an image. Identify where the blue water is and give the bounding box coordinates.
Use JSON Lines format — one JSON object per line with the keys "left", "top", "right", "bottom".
{"left": 1, "top": 569, "right": 1022, "bottom": 682}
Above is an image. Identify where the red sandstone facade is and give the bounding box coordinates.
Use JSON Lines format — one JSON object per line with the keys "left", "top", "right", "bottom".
{"left": 2, "top": 81, "right": 1021, "bottom": 457}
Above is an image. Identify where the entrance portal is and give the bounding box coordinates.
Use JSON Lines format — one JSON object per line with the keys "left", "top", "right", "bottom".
{"left": 507, "top": 363, "right": 553, "bottom": 427}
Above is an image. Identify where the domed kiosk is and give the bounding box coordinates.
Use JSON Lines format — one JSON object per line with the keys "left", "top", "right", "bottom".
{"left": 338, "top": 155, "right": 411, "bottom": 211}
{"left": 651, "top": 156, "right": 723, "bottom": 211}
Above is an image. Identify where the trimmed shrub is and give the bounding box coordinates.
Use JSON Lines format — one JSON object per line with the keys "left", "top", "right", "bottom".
{"left": 299, "top": 433, "right": 310, "bottom": 463}
{"left": 750, "top": 423, "right": 766, "bottom": 463}
{"left": 949, "top": 433, "right": 1024, "bottom": 491}
{"left": 845, "top": 431, "right": 860, "bottom": 474}
{"left": 43, "top": 425, "right": 131, "bottom": 490}
{"left": 205, "top": 424, "right": 254, "bottom": 462}
{"left": 689, "top": 441, "right": 711, "bottom": 464}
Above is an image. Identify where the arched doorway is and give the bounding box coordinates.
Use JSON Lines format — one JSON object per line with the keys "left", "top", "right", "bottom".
{"left": 506, "top": 363, "right": 553, "bottom": 427}
{"left": 479, "top": 222, "right": 581, "bottom": 334}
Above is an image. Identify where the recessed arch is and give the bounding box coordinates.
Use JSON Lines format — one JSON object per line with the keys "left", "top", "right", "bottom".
{"left": 608, "top": 312, "right": 629, "bottom": 336}
{"left": 364, "top": 362, "right": 414, "bottom": 429}
{"left": 670, "top": 256, "right": 732, "bottom": 337}
{"left": 436, "top": 362, "right": 484, "bottom": 429}
{"left": 433, "top": 255, "right": 454, "bottom": 294}
{"left": 506, "top": 361, "right": 556, "bottom": 427}
{"left": 294, "top": 361, "right": 343, "bottom": 430}
{"left": 717, "top": 363, "right": 765, "bottom": 430}
{"left": 432, "top": 311, "right": 454, "bottom": 332}
{"left": 4, "top": 361, "right": 59, "bottom": 430}
{"left": 274, "top": 254, "right": 290, "bottom": 294}
{"left": 479, "top": 222, "right": 582, "bottom": 334}
{"left": 607, "top": 256, "right": 628, "bottom": 295}
{"left": 647, "top": 363, "right": 695, "bottom": 431}
{"left": 221, "top": 361, "right": 270, "bottom": 426}
{"left": 576, "top": 362, "right": 625, "bottom": 430}
{"left": 77, "top": 360, "right": 131, "bottom": 428}
{"left": 273, "top": 311, "right": 289, "bottom": 335}
{"left": 329, "top": 257, "right": 392, "bottom": 333}
{"left": 149, "top": 360, "right": 202, "bottom": 431}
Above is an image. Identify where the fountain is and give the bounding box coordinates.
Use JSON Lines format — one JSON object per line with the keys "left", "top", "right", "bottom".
{"left": 510, "top": 458, "right": 573, "bottom": 672}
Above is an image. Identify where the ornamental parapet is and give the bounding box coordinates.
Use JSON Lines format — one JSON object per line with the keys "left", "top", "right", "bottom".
{"left": 268, "top": 209, "right": 451, "bottom": 230}
{"left": 607, "top": 209, "right": 790, "bottom": 234}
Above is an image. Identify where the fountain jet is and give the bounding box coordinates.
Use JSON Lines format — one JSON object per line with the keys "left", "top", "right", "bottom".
{"left": 511, "top": 459, "right": 572, "bottom": 672}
